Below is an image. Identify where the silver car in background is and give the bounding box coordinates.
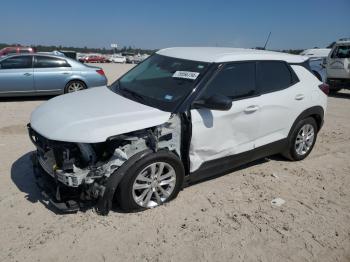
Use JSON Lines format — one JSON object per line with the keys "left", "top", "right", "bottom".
{"left": 0, "top": 54, "right": 107, "bottom": 97}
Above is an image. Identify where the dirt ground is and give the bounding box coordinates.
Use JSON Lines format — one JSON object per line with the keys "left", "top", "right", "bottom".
{"left": 0, "top": 63, "right": 349, "bottom": 262}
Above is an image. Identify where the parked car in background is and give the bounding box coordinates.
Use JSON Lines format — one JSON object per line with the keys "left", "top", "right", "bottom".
{"left": 122, "top": 52, "right": 136, "bottom": 63}
{"left": 300, "top": 48, "right": 331, "bottom": 82}
{"left": 28, "top": 47, "right": 327, "bottom": 214}
{"left": 0, "top": 54, "right": 107, "bottom": 97}
{"left": 132, "top": 54, "right": 150, "bottom": 64}
{"left": 324, "top": 38, "right": 350, "bottom": 92}
{"left": 109, "top": 54, "right": 127, "bottom": 63}
{"left": 0, "top": 46, "right": 35, "bottom": 57}
{"left": 79, "top": 55, "right": 108, "bottom": 63}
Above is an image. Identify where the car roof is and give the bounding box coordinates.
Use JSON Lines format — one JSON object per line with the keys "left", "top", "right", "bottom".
{"left": 300, "top": 48, "right": 331, "bottom": 58}
{"left": 1, "top": 46, "right": 32, "bottom": 50}
{"left": 2, "top": 53, "right": 67, "bottom": 59}
{"left": 0, "top": 53, "right": 79, "bottom": 64}
{"left": 156, "top": 47, "right": 307, "bottom": 63}
{"left": 336, "top": 38, "right": 350, "bottom": 45}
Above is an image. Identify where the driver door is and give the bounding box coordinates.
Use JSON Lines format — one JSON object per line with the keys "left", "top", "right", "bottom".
{"left": 189, "top": 62, "right": 261, "bottom": 172}
{"left": 0, "top": 55, "right": 34, "bottom": 94}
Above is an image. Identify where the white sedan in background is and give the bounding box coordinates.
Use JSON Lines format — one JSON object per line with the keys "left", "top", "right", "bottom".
{"left": 109, "top": 54, "right": 126, "bottom": 63}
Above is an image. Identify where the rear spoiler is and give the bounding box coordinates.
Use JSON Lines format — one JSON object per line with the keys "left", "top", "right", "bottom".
{"left": 289, "top": 59, "right": 314, "bottom": 74}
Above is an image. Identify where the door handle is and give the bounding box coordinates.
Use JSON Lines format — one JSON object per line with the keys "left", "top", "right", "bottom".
{"left": 244, "top": 105, "right": 259, "bottom": 113}
{"left": 62, "top": 72, "right": 70, "bottom": 75}
{"left": 23, "top": 73, "right": 32, "bottom": 76}
{"left": 295, "top": 94, "right": 305, "bottom": 100}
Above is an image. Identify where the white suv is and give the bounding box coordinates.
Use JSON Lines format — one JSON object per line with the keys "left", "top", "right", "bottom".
{"left": 325, "top": 38, "right": 350, "bottom": 92}
{"left": 28, "top": 47, "right": 328, "bottom": 214}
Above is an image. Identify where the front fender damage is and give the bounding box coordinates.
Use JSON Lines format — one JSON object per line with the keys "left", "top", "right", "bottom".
{"left": 30, "top": 114, "right": 183, "bottom": 214}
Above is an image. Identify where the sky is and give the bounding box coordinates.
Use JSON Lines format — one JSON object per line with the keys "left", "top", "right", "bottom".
{"left": 1, "top": 0, "right": 350, "bottom": 50}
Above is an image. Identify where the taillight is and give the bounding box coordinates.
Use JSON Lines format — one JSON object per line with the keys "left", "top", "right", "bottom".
{"left": 319, "top": 83, "right": 329, "bottom": 96}
{"left": 96, "top": 69, "right": 105, "bottom": 76}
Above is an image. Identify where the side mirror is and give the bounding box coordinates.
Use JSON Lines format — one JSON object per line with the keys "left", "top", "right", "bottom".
{"left": 193, "top": 94, "right": 232, "bottom": 111}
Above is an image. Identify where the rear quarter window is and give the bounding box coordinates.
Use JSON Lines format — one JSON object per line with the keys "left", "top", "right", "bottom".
{"left": 257, "top": 61, "right": 295, "bottom": 94}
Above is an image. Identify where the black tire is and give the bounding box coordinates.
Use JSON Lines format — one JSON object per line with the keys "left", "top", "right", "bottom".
{"left": 282, "top": 117, "right": 318, "bottom": 161}
{"left": 116, "top": 151, "right": 185, "bottom": 211}
{"left": 64, "top": 80, "right": 87, "bottom": 94}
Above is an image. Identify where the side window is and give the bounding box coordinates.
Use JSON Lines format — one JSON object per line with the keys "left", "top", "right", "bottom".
{"left": 257, "top": 61, "right": 293, "bottom": 94}
{"left": 331, "top": 47, "right": 338, "bottom": 58}
{"left": 0, "top": 56, "right": 33, "bottom": 69}
{"left": 34, "top": 56, "right": 71, "bottom": 68}
{"left": 200, "top": 62, "right": 256, "bottom": 100}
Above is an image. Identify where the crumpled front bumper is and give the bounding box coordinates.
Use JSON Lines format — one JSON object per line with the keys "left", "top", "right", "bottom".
{"left": 31, "top": 152, "right": 85, "bottom": 213}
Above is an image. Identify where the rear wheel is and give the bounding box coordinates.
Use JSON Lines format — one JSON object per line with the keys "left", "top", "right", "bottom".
{"left": 117, "top": 151, "right": 184, "bottom": 211}
{"left": 65, "top": 80, "right": 86, "bottom": 93}
{"left": 283, "top": 117, "right": 318, "bottom": 161}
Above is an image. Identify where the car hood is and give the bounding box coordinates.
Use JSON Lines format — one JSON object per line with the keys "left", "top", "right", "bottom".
{"left": 30, "top": 86, "right": 171, "bottom": 143}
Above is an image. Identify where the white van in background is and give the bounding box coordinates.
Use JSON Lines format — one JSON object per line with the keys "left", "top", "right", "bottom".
{"left": 325, "top": 38, "right": 350, "bottom": 92}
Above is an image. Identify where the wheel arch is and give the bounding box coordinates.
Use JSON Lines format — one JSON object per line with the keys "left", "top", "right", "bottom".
{"left": 95, "top": 148, "right": 183, "bottom": 215}
{"left": 288, "top": 106, "right": 324, "bottom": 138}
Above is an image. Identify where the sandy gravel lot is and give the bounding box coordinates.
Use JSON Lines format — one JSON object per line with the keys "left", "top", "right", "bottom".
{"left": 0, "top": 64, "right": 349, "bottom": 262}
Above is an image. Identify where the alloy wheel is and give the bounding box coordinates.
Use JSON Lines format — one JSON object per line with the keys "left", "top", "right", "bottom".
{"left": 67, "top": 82, "right": 85, "bottom": 93}
{"left": 295, "top": 124, "right": 315, "bottom": 156}
{"left": 132, "top": 162, "right": 176, "bottom": 208}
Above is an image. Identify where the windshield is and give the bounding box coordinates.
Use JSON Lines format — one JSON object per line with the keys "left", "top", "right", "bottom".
{"left": 111, "top": 54, "right": 209, "bottom": 112}
{"left": 332, "top": 45, "right": 350, "bottom": 59}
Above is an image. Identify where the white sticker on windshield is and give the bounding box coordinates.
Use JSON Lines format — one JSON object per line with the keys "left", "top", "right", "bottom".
{"left": 172, "top": 71, "right": 200, "bottom": 80}
{"left": 164, "top": 95, "right": 173, "bottom": 100}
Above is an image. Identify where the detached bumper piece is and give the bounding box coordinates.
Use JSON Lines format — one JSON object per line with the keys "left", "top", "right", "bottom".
{"left": 31, "top": 153, "right": 84, "bottom": 213}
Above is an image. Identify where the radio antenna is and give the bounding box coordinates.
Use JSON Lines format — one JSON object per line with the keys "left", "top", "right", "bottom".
{"left": 263, "top": 32, "right": 272, "bottom": 50}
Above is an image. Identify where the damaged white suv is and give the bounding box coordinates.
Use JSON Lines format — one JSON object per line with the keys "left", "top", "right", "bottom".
{"left": 28, "top": 47, "right": 328, "bottom": 214}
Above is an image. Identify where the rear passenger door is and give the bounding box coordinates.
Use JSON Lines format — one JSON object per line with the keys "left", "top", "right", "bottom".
{"left": 33, "top": 56, "right": 72, "bottom": 93}
{"left": 190, "top": 62, "right": 261, "bottom": 172}
{"left": 255, "top": 61, "right": 301, "bottom": 147}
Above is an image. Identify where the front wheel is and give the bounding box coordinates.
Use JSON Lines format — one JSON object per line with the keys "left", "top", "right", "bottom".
{"left": 116, "top": 151, "right": 185, "bottom": 211}
{"left": 283, "top": 117, "right": 318, "bottom": 161}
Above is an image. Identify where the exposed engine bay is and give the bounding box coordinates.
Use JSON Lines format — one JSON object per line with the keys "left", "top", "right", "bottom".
{"left": 28, "top": 114, "right": 185, "bottom": 214}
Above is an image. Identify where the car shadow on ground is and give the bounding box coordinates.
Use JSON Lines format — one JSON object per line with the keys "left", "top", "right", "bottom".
{"left": 329, "top": 91, "right": 350, "bottom": 100}
{"left": 11, "top": 152, "right": 72, "bottom": 215}
{"left": 0, "top": 96, "right": 54, "bottom": 103}
{"left": 11, "top": 152, "right": 127, "bottom": 215}
{"left": 11, "top": 152, "right": 42, "bottom": 203}
{"left": 11, "top": 152, "right": 284, "bottom": 214}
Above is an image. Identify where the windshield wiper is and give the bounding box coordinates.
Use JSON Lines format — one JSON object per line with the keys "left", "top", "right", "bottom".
{"left": 118, "top": 87, "right": 146, "bottom": 103}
